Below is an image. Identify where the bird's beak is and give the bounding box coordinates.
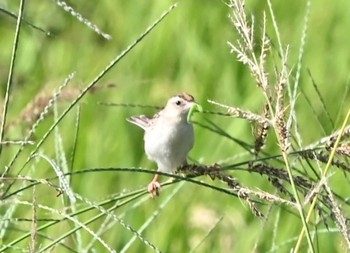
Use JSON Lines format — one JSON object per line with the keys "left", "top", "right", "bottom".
{"left": 187, "top": 102, "right": 203, "bottom": 123}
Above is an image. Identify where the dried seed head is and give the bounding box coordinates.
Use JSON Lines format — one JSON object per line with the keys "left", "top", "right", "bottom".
{"left": 335, "top": 144, "right": 350, "bottom": 157}
{"left": 254, "top": 103, "right": 270, "bottom": 156}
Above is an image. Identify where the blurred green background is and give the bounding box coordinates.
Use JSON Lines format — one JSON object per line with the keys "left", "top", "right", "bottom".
{"left": 1, "top": 0, "right": 350, "bottom": 252}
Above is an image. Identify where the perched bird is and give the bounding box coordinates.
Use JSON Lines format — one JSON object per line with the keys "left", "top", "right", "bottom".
{"left": 127, "top": 93, "right": 200, "bottom": 197}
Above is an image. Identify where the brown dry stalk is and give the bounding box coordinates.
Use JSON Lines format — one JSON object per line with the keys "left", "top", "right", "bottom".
{"left": 20, "top": 88, "right": 81, "bottom": 125}
{"left": 1, "top": 84, "right": 116, "bottom": 132}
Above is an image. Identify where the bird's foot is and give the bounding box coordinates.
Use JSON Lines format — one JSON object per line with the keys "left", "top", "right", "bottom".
{"left": 148, "top": 180, "right": 161, "bottom": 198}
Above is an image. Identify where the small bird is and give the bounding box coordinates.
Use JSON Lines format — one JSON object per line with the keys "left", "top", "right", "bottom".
{"left": 127, "top": 93, "right": 200, "bottom": 197}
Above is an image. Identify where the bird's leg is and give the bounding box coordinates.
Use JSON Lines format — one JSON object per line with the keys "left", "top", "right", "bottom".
{"left": 148, "top": 174, "right": 161, "bottom": 197}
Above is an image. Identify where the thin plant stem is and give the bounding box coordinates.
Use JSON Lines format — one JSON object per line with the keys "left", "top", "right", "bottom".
{"left": 280, "top": 150, "right": 314, "bottom": 253}
{"left": 1, "top": 3, "right": 178, "bottom": 198}
{"left": 293, "top": 107, "right": 350, "bottom": 252}
{"left": 0, "top": 0, "right": 25, "bottom": 156}
{"left": 266, "top": 0, "right": 315, "bottom": 250}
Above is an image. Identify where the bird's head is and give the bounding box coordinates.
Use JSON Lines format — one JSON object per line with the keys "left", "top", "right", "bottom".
{"left": 162, "top": 93, "right": 202, "bottom": 122}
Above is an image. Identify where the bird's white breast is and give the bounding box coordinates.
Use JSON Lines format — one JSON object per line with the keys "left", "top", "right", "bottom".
{"left": 144, "top": 118, "right": 194, "bottom": 173}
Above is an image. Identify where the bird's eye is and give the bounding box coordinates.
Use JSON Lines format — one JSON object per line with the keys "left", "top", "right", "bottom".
{"left": 175, "top": 100, "right": 182, "bottom": 106}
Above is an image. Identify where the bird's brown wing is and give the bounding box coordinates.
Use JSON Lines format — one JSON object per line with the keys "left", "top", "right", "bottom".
{"left": 127, "top": 115, "right": 154, "bottom": 130}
